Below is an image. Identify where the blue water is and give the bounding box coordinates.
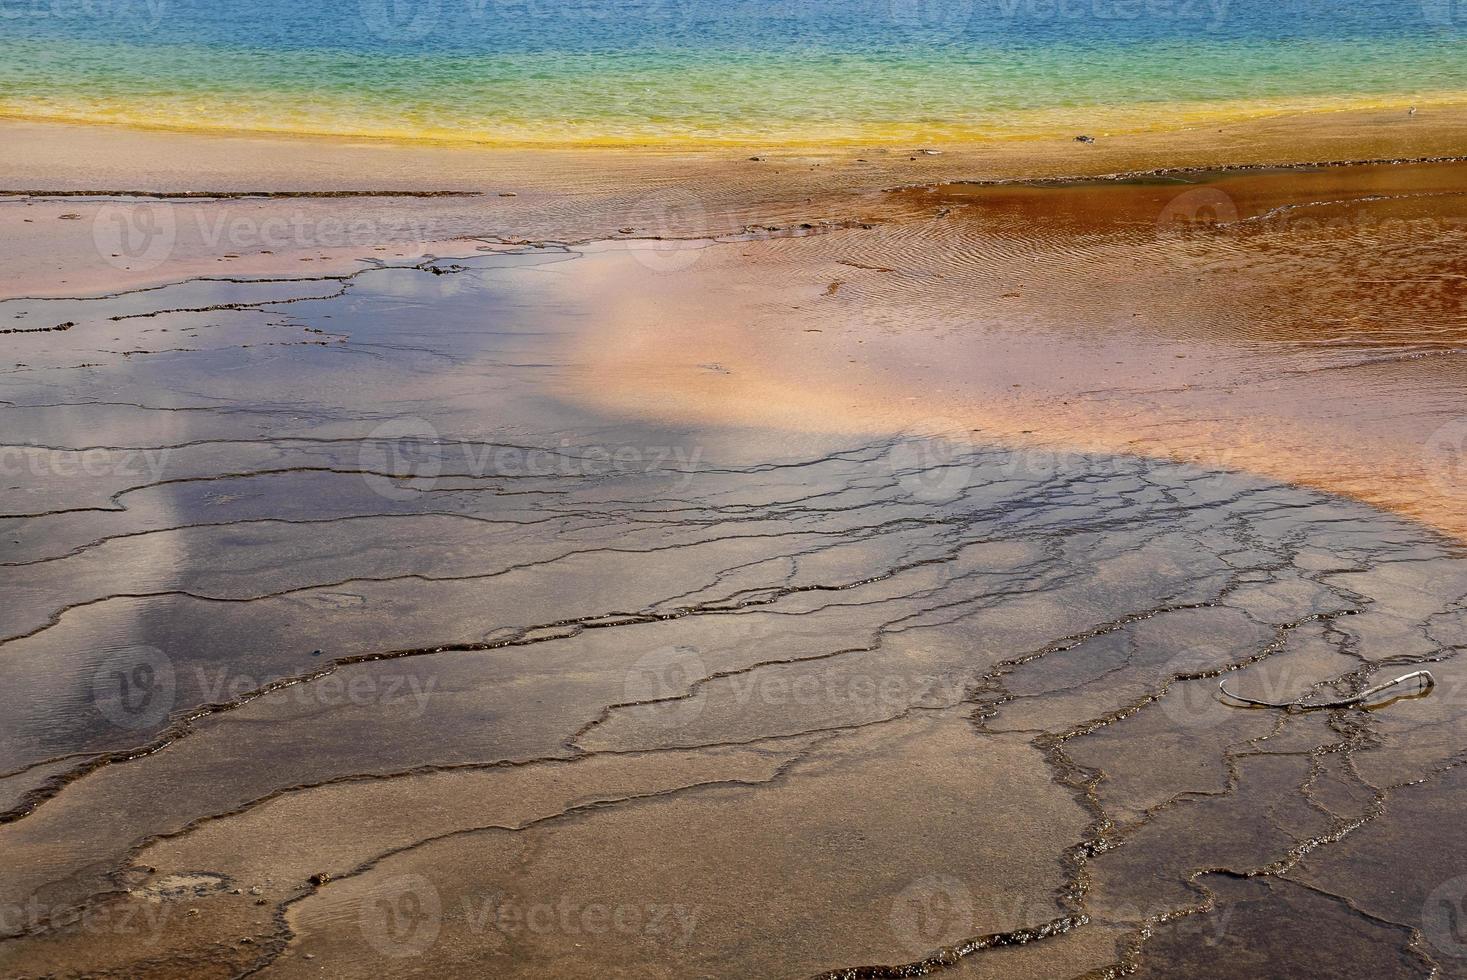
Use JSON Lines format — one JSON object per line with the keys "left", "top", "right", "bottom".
{"left": 1, "top": 0, "right": 1462, "bottom": 143}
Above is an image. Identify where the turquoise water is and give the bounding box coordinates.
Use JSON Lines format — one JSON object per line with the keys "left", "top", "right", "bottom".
{"left": 1, "top": 0, "right": 1463, "bottom": 143}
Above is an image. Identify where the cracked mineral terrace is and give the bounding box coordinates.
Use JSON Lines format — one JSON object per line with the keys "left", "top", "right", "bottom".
{"left": 1, "top": 156, "right": 1466, "bottom": 979}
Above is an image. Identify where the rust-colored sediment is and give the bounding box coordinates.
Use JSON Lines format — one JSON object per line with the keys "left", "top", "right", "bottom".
{"left": 562, "top": 161, "right": 1467, "bottom": 543}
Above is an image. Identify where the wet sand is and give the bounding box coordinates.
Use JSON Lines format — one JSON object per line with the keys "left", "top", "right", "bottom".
{"left": 1, "top": 119, "right": 1466, "bottom": 978}
{"left": 6, "top": 104, "right": 1467, "bottom": 297}
{"left": 566, "top": 160, "right": 1467, "bottom": 541}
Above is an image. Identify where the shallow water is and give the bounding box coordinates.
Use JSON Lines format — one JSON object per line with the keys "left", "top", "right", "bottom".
{"left": 549, "top": 162, "right": 1467, "bottom": 544}
{"left": 2, "top": 0, "right": 1464, "bottom": 143}
{"left": 1, "top": 237, "right": 1465, "bottom": 977}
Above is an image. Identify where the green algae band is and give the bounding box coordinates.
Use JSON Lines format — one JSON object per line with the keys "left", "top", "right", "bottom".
{"left": 0, "top": 0, "right": 1463, "bottom": 144}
